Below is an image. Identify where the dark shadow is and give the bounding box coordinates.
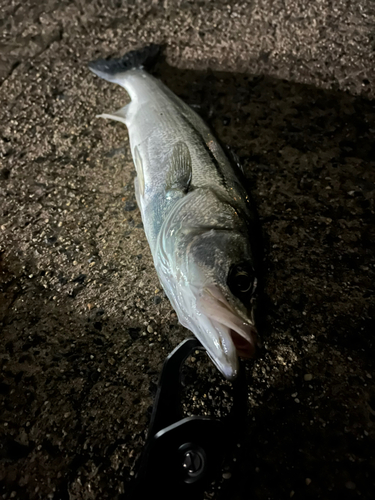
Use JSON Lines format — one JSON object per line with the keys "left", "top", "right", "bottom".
{"left": 1, "top": 60, "right": 374, "bottom": 500}
{"left": 153, "top": 60, "right": 375, "bottom": 500}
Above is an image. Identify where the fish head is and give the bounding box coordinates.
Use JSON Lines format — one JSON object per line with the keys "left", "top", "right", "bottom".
{"left": 155, "top": 190, "right": 258, "bottom": 380}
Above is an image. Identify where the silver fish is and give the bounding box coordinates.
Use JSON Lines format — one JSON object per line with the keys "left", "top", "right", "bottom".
{"left": 89, "top": 45, "right": 258, "bottom": 380}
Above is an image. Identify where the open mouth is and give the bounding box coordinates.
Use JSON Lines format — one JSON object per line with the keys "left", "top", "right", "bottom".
{"left": 230, "top": 328, "right": 255, "bottom": 358}
{"left": 199, "top": 285, "right": 257, "bottom": 360}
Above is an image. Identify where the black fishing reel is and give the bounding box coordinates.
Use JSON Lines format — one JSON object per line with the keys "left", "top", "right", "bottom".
{"left": 128, "top": 338, "right": 248, "bottom": 500}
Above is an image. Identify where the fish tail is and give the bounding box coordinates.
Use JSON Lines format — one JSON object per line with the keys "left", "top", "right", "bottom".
{"left": 88, "top": 44, "right": 160, "bottom": 83}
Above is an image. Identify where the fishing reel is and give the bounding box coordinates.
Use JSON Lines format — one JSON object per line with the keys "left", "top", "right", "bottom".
{"left": 128, "top": 338, "right": 248, "bottom": 500}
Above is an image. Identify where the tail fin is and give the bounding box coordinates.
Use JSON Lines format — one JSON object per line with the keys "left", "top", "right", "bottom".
{"left": 88, "top": 44, "right": 160, "bottom": 84}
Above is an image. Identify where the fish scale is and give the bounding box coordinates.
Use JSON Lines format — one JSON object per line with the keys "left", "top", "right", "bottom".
{"left": 89, "top": 46, "right": 259, "bottom": 380}
{"left": 125, "top": 71, "right": 245, "bottom": 203}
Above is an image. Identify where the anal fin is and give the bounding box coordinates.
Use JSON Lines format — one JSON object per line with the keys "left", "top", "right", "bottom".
{"left": 97, "top": 104, "right": 129, "bottom": 125}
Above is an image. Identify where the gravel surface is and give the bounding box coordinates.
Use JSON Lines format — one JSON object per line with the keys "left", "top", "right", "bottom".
{"left": 1, "top": 1, "right": 374, "bottom": 499}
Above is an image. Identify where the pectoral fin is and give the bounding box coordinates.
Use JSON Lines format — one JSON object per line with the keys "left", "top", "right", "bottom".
{"left": 165, "top": 141, "right": 192, "bottom": 193}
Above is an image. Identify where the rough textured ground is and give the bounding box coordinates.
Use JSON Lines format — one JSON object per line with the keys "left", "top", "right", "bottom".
{"left": 1, "top": 1, "right": 374, "bottom": 499}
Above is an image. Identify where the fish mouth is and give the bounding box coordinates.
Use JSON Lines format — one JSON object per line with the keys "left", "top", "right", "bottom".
{"left": 197, "top": 285, "right": 257, "bottom": 380}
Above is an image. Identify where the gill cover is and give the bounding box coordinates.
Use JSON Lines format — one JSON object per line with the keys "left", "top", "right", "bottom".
{"left": 155, "top": 189, "right": 256, "bottom": 380}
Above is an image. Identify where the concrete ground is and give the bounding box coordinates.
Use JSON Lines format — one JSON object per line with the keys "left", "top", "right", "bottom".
{"left": 1, "top": 1, "right": 374, "bottom": 499}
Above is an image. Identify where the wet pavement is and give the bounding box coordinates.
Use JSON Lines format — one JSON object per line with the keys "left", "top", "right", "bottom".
{"left": 1, "top": 1, "right": 374, "bottom": 499}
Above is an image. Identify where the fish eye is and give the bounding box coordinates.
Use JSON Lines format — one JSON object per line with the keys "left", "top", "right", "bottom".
{"left": 227, "top": 263, "right": 255, "bottom": 298}
{"left": 234, "top": 270, "right": 253, "bottom": 293}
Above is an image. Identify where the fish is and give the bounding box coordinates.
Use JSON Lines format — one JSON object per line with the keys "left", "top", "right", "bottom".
{"left": 89, "top": 45, "right": 259, "bottom": 380}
